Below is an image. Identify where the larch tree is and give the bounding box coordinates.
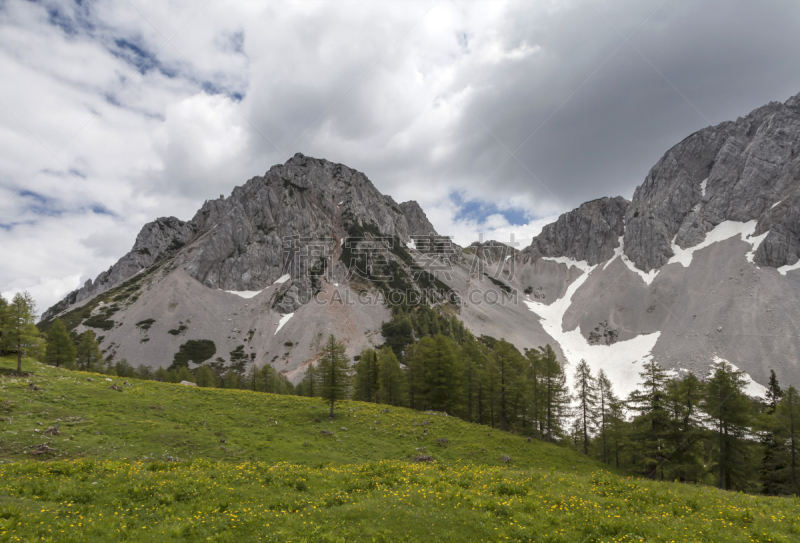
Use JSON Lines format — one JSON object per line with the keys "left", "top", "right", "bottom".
{"left": 75, "top": 330, "right": 104, "bottom": 372}
{"left": 45, "top": 318, "right": 76, "bottom": 368}
{"left": 540, "top": 344, "right": 569, "bottom": 442}
{"left": 702, "top": 360, "right": 752, "bottom": 491}
{"left": 3, "top": 292, "right": 42, "bottom": 373}
{"left": 573, "top": 359, "right": 597, "bottom": 455}
{"left": 352, "top": 348, "right": 380, "bottom": 402}
{"left": 316, "top": 335, "right": 352, "bottom": 418}
{"left": 775, "top": 386, "right": 800, "bottom": 495}
{"left": 596, "top": 369, "right": 618, "bottom": 464}
{"left": 628, "top": 359, "right": 671, "bottom": 480}
{"left": 377, "top": 346, "right": 407, "bottom": 406}
{"left": 490, "top": 339, "right": 524, "bottom": 432}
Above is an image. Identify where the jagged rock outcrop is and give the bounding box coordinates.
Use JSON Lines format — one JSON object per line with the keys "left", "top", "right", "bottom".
{"left": 520, "top": 197, "right": 628, "bottom": 265}
{"left": 43, "top": 153, "right": 420, "bottom": 319}
{"left": 41, "top": 217, "right": 196, "bottom": 320}
{"left": 624, "top": 92, "right": 800, "bottom": 271}
{"left": 399, "top": 201, "right": 438, "bottom": 237}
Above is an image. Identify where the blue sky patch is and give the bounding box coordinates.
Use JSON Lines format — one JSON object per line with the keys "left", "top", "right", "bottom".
{"left": 450, "top": 192, "right": 530, "bottom": 226}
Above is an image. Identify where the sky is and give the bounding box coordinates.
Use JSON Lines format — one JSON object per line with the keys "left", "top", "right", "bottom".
{"left": 2, "top": 0, "right": 800, "bottom": 314}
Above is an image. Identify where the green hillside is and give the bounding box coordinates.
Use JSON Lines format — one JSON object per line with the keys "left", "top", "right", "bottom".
{"left": 1, "top": 356, "right": 799, "bottom": 542}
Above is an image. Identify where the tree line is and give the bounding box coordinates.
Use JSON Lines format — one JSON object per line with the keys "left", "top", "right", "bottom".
{"left": 3, "top": 292, "right": 798, "bottom": 496}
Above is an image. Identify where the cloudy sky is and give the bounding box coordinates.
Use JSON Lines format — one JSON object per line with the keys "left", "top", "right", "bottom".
{"left": 2, "top": 0, "right": 800, "bottom": 313}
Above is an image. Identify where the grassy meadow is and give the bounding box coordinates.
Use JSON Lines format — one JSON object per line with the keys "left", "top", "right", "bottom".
{"left": 1, "top": 356, "right": 799, "bottom": 542}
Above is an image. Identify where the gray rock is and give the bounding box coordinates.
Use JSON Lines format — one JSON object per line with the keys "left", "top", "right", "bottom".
{"left": 624, "top": 92, "right": 800, "bottom": 271}
{"left": 520, "top": 197, "right": 628, "bottom": 265}
{"left": 399, "top": 200, "right": 438, "bottom": 236}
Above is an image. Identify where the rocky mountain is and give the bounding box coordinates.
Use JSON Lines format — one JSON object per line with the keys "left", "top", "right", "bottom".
{"left": 40, "top": 92, "right": 800, "bottom": 394}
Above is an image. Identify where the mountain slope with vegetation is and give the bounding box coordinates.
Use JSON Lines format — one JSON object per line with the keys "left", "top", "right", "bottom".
{"left": 1, "top": 356, "right": 799, "bottom": 542}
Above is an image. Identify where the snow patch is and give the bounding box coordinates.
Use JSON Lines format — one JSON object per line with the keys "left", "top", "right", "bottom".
{"left": 523, "top": 263, "right": 661, "bottom": 398}
{"left": 540, "top": 255, "right": 592, "bottom": 274}
{"left": 406, "top": 238, "right": 416, "bottom": 250}
{"left": 709, "top": 356, "right": 767, "bottom": 398}
{"left": 273, "top": 274, "right": 290, "bottom": 285}
{"left": 604, "top": 236, "right": 659, "bottom": 284}
{"left": 700, "top": 178, "right": 707, "bottom": 197}
{"left": 771, "top": 200, "right": 783, "bottom": 209}
{"left": 777, "top": 259, "right": 800, "bottom": 276}
{"left": 668, "top": 220, "right": 763, "bottom": 269}
{"left": 275, "top": 313, "right": 294, "bottom": 335}
{"left": 224, "top": 290, "right": 262, "bottom": 299}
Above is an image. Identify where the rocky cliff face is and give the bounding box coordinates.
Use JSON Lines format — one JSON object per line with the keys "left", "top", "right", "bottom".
{"left": 43, "top": 153, "right": 417, "bottom": 320}
{"left": 624, "top": 93, "right": 800, "bottom": 272}
{"left": 520, "top": 197, "right": 628, "bottom": 265}
{"left": 399, "top": 200, "right": 438, "bottom": 237}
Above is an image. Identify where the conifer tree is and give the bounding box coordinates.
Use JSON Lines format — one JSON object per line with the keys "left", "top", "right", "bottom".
{"left": 460, "top": 337, "right": 487, "bottom": 423}
{"left": 298, "top": 361, "right": 318, "bottom": 397}
{"left": 490, "top": 339, "right": 524, "bottom": 431}
{"left": 352, "top": 349, "right": 380, "bottom": 402}
{"left": 525, "top": 348, "right": 544, "bottom": 438}
{"left": 573, "top": 359, "right": 597, "bottom": 454}
{"left": 540, "top": 344, "right": 569, "bottom": 442}
{"left": 628, "top": 359, "right": 671, "bottom": 479}
{"left": 765, "top": 369, "right": 783, "bottom": 415}
{"left": 75, "top": 330, "right": 103, "bottom": 372}
{"left": 3, "top": 292, "right": 42, "bottom": 372}
{"left": 775, "top": 386, "right": 800, "bottom": 495}
{"left": 0, "top": 295, "right": 9, "bottom": 356}
{"left": 45, "top": 318, "right": 76, "bottom": 368}
{"left": 377, "top": 346, "right": 407, "bottom": 406}
{"left": 195, "top": 364, "right": 217, "bottom": 387}
{"left": 665, "top": 372, "right": 705, "bottom": 482}
{"left": 596, "top": 369, "right": 618, "bottom": 463}
{"left": 702, "top": 360, "right": 752, "bottom": 490}
{"left": 316, "top": 335, "right": 352, "bottom": 418}
{"left": 418, "top": 334, "right": 461, "bottom": 414}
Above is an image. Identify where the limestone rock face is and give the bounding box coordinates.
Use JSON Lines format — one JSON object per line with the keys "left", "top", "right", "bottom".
{"left": 399, "top": 200, "right": 438, "bottom": 237}
{"left": 43, "top": 154, "right": 416, "bottom": 319}
{"left": 520, "top": 197, "right": 628, "bottom": 265}
{"left": 624, "top": 92, "right": 800, "bottom": 271}
{"left": 41, "top": 217, "right": 195, "bottom": 320}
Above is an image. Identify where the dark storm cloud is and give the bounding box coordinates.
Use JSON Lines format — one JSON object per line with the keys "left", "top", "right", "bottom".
{"left": 448, "top": 0, "right": 800, "bottom": 210}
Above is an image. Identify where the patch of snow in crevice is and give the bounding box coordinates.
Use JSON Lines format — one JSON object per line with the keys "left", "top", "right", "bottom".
{"left": 406, "top": 238, "right": 416, "bottom": 250}
{"left": 274, "top": 313, "right": 294, "bottom": 335}
{"left": 224, "top": 290, "right": 262, "bottom": 299}
{"left": 668, "top": 220, "right": 761, "bottom": 269}
{"left": 523, "top": 263, "right": 661, "bottom": 398}
{"left": 540, "top": 255, "right": 593, "bottom": 274}
{"left": 771, "top": 200, "right": 783, "bottom": 209}
{"left": 745, "top": 230, "right": 768, "bottom": 264}
{"left": 709, "top": 356, "right": 767, "bottom": 398}
{"left": 777, "top": 259, "right": 800, "bottom": 276}
{"left": 601, "top": 235, "right": 660, "bottom": 284}
{"left": 700, "top": 178, "right": 707, "bottom": 197}
{"left": 273, "top": 274, "right": 290, "bottom": 285}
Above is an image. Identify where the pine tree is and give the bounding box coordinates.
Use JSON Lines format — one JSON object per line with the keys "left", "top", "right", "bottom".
{"left": 540, "top": 345, "right": 569, "bottom": 442}
{"left": 316, "top": 335, "right": 352, "bottom": 418}
{"left": 352, "top": 349, "right": 380, "bottom": 402}
{"left": 775, "top": 386, "right": 800, "bottom": 495}
{"left": 417, "top": 334, "right": 462, "bottom": 414}
{"left": 195, "top": 364, "right": 217, "bottom": 387}
{"left": 0, "top": 295, "right": 9, "bottom": 356}
{"left": 377, "top": 346, "right": 407, "bottom": 406}
{"left": 665, "top": 372, "right": 705, "bottom": 482}
{"left": 702, "top": 360, "right": 752, "bottom": 490}
{"left": 461, "top": 337, "right": 487, "bottom": 423}
{"left": 573, "top": 360, "right": 597, "bottom": 454}
{"left": 765, "top": 369, "right": 783, "bottom": 415}
{"left": 525, "top": 348, "right": 544, "bottom": 438}
{"left": 596, "top": 369, "right": 618, "bottom": 464}
{"left": 3, "top": 292, "right": 42, "bottom": 372}
{"left": 298, "top": 361, "right": 318, "bottom": 397}
{"left": 45, "top": 318, "right": 76, "bottom": 368}
{"left": 490, "top": 339, "right": 524, "bottom": 431}
{"left": 75, "top": 330, "right": 103, "bottom": 372}
{"left": 628, "top": 359, "right": 671, "bottom": 479}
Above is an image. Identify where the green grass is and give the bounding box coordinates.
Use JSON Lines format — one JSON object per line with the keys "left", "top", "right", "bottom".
{"left": 1, "top": 356, "right": 799, "bottom": 542}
